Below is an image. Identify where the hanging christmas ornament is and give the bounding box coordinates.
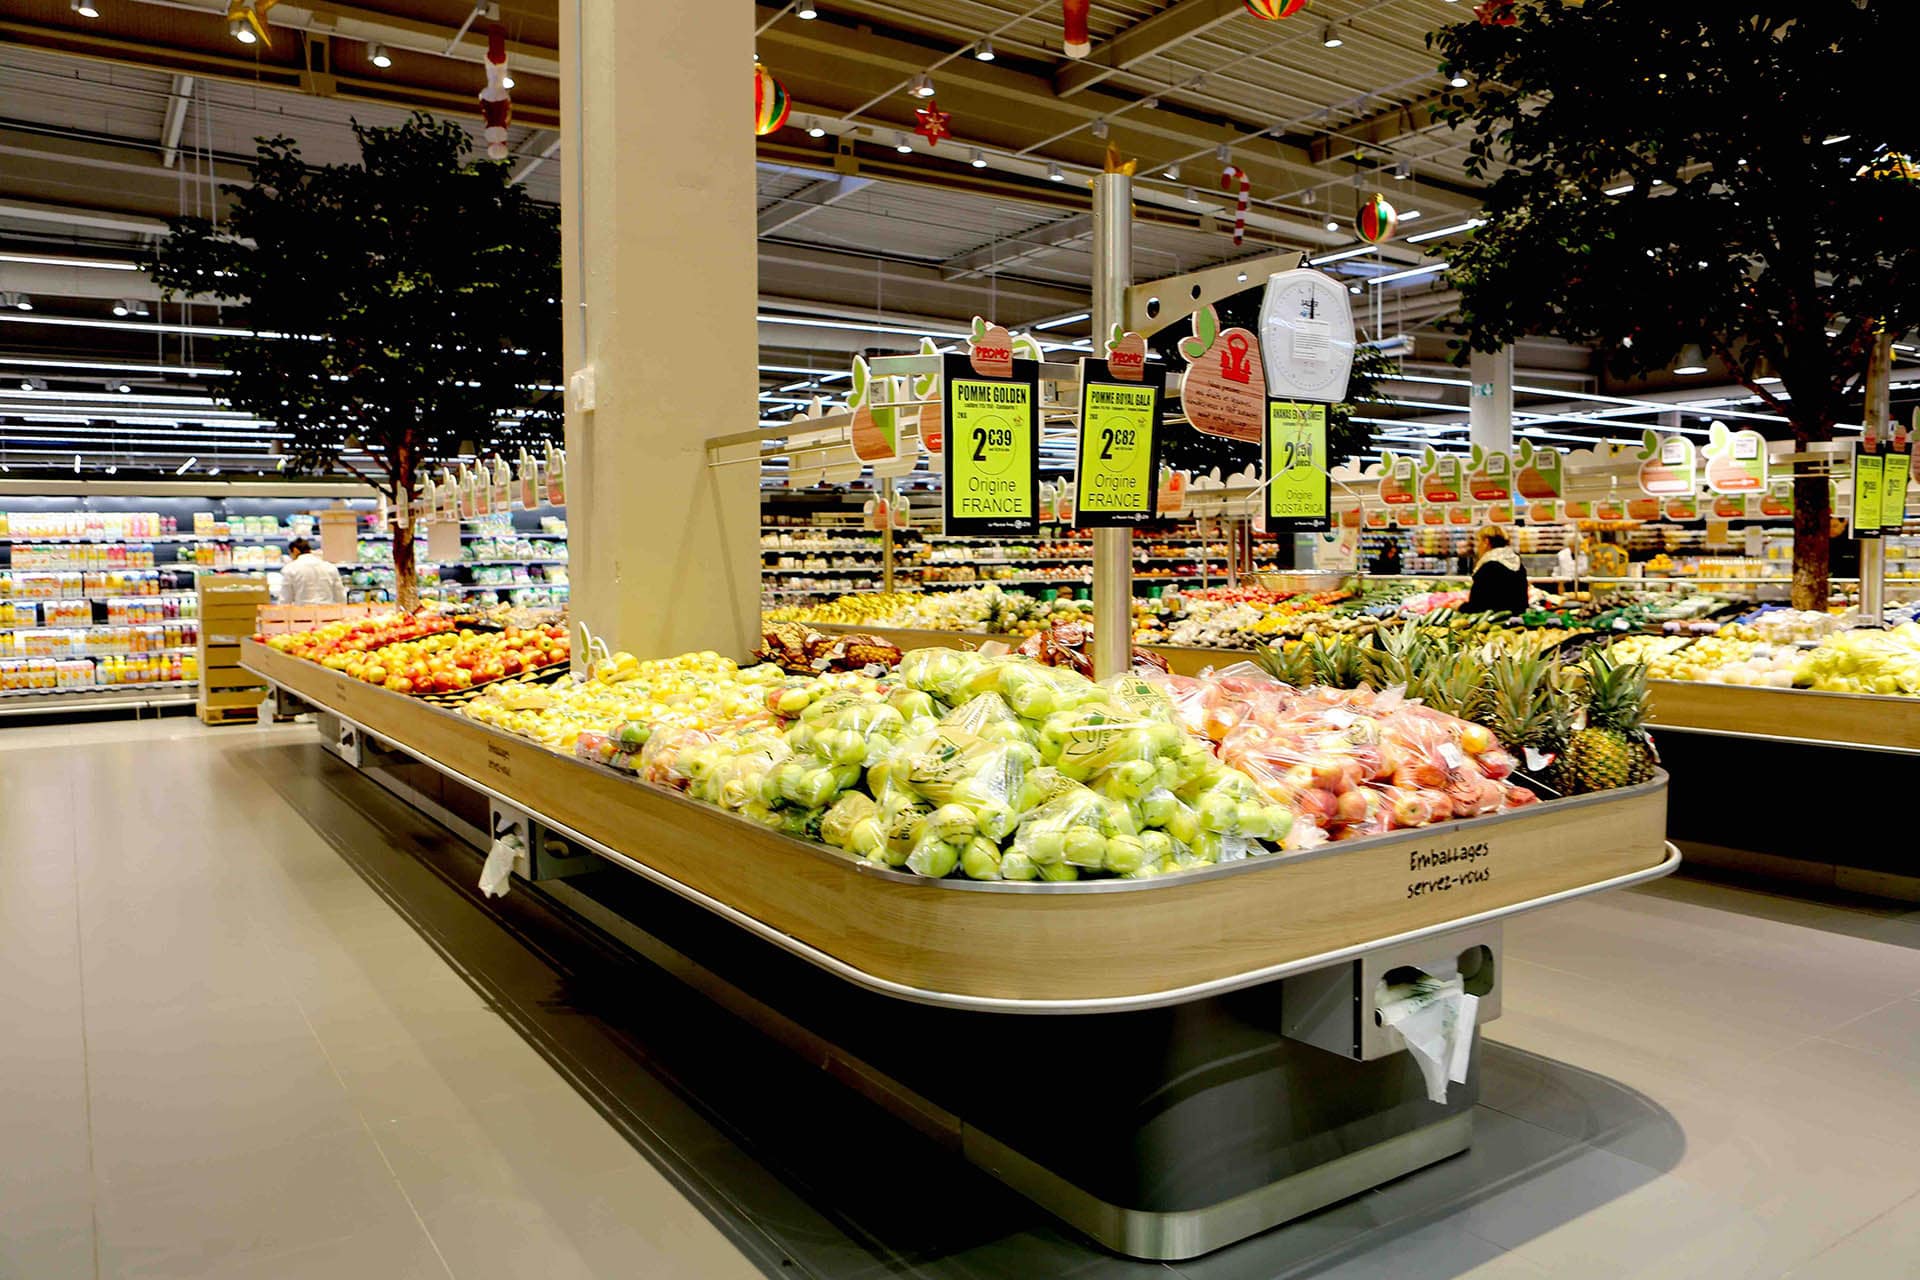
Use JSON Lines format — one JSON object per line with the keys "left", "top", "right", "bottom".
{"left": 913, "top": 99, "right": 952, "bottom": 147}
{"left": 1102, "top": 144, "right": 1136, "bottom": 175}
{"left": 477, "top": 23, "right": 512, "bottom": 161}
{"left": 1062, "top": 0, "right": 1091, "bottom": 58}
{"left": 1220, "top": 164, "right": 1249, "bottom": 246}
{"left": 1473, "top": 0, "right": 1516, "bottom": 26}
{"left": 753, "top": 63, "right": 791, "bottom": 136}
{"left": 1241, "top": 0, "right": 1308, "bottom": 19}
{"left": 1357, "top": 192, "right": 1398, "bottom": 242}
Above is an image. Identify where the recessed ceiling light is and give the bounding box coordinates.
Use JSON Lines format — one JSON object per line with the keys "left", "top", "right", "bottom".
{"left": 369, "top": 43, "right": 392, "bottom": 69}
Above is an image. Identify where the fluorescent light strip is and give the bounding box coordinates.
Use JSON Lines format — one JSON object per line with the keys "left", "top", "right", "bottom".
{"left": 1603, "top": 183, "right": 1635, "bottom": 196}
{"left": 1033, "top": 312, "right": 1090, "bottom": 330}
{"left": 0, "top": 357, "right": 233, "bottom": 377}
{"left": 1308, "top": 246, "right": 1376, "bottom": 266}
{"left": 0, "top": 390, "right": 232, "bottom": 408}
{"left": 1369, "top": 262, "right": 1448, "bottom": 286}
{"left": 0, "top": 314, "right": 261, "bottom": 338}
{"left": 757, "top": 314, "right": 972, "bottom": 340}
{"left": 0, "top": 252, "right": 139, "bottom": 271}
{"left": 1405, "top": 219, "right": 1484, "bottom": 244}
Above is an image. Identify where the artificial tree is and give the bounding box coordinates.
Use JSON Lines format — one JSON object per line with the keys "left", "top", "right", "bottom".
{"left": 144, "top": 114, "right": 561, "bottom": 608}
{"left": 1429, "top": 1, "right": 1918, "bottom": 609}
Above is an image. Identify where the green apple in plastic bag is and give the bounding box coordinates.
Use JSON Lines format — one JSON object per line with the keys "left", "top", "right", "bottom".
{"left": 1063, "top": 826, "right": 1108, "bottom": 868}
{"left": 959, "top": 836, "right": 1002, "bottom": 881}
{"left": 1102, "top": 832, "right": 1148, "bottom": 875}
{"left": 906, "top": 835, "right": 961, "bottom": 878}
{"left": 1036, "top": 859, "right": 1080, "bottom": 882}
{"left": 999, "top": 849, "right": 1039, "bottom": 881}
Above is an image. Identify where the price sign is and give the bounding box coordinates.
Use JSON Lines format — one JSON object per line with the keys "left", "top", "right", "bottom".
{"left": 1263, "top": 400, "right": 1329, "bottom": 531}
{"left": 942, "top": 353, "right": 1040, "bottom": 535}
{"left": 1882, "top": 450, "right": 1910, "bottom": 532}
{"left": 1853, "top": 449, "right": 1885, "bottom": 538}
{"left": 1072, "top": 359, "right": 1165, "bottom": 527}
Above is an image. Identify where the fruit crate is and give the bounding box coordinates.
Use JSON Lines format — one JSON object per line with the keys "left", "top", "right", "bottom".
{"left": 197, "top": 575, "right": 271, "bottom": 725}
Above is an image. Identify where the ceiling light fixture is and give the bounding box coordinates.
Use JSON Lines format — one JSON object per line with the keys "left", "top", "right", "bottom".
{"left": 71, "top": 0, "right": 101, "bottom": 16}
{"left": 909, "top": 72, "right": 936, "bottom": 98}
{"left": 176, "top": 457, "right": 198, "bottom": 474}
{"left": 1604, "top": 182, "right": 1635, "bottom": 195}
{"left": 806, "top": 118, "right": 827, "bottom": 138}
{"left": 1322, "top": 25, "right": 1343, "bottom": 47}
{"left": 1325, "top": 219, "right": 1340, "bottom": 231}
{"left": 1406, "top": 217, "right": 1484, "bottom": 243}
{"left": 1184, "top": 186, "right": 1198, "bottom": 203}
{"left": 796, "top": 1, "right": 819, "bottom": 16}
{"left": 1392, "top": 160, "right": 1411, "bottom": 180}
{"left": 0, "top": 292, "right": 30, "bottom": 312}
{"left": 1091, "top": 118, "right": 1109, "bottom": 139}
{"left": 1164, "top": 163, "right": 1180, "bottom": 180}
{"left": 1822, "top": 135, "right": 1851, "bottom": 146}
{"left": 1398, "top": 209, "right": 1422, "bottom": 221}
{"left": 1215, "top": 143, "right": 1231, "bottom": 165}
{"left": 368, "top": 43, "right": 393, "bottom": 69}
{"left": 1449, "top": 73, "right": 1468, "bottom": 88}
{"left": 113, "top": 381, "right": 132, "bottom": 393}
{"left": 974, "top": 39, "right": 994, "bottom": 60}
{"left": 1674, "top": 345, "right": 1709, "bottom": 375}
{"left": 1034, "top": 312, "right": 1090, "bottom": 330}
{"left": 1369, "top": 262, "right": 1448, "bottom": 286}
{"left": 969, "top": 148, "right": 987, "bottom": 168}
{"left": 895, "top": 132, "right": 913, "bottom": 153}
{"left": 21, "top": 378, "right": 45, "bottom": 392}
{"left": 1048, "top": 162, "right": 1065, "bottom": 182}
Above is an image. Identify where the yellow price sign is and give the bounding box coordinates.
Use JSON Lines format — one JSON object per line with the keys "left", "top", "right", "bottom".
{"left": 1265, "top": 400, "right": 1329, "bottom": 529}
{"left": 1074, "top": 361, "right": 1164, "bottom": 526}
{"left": 942, "top": 353, "right": 1039, "bottom": 535}
{"left": 1852, "top": 449, "right": 1884, "bottom": 536}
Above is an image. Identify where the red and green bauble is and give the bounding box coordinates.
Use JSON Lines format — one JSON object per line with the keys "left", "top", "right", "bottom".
{"left": 1242, "top": 0, "right": 1307, "bottom": 18}
{"left": 1358, "top": 193, "right": 1398, "bottom": 243}
{"left": 753, "top": 63, "right": 790, "bottom": 137}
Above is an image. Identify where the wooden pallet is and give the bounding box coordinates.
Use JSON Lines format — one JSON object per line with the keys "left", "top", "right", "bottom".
{"left": 198, "top": 703, "right": 260, "bottom": 725}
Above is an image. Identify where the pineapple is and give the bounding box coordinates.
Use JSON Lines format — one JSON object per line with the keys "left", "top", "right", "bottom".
{"left": 1560, "top": 651, "right": 1657, "bottom": 793}
{"left": 1307, "top": 633, "right": 1370, "bottom": 689}
{"left": 1256, "top": 639, "right": 1315, "bottom": 688}
{"left": 1371, "top": 621, "right": 1430, "bottom": 693}
{"left": 1424, "top": 648, "right": 1487, "bottom": 722}
{"left": 1486, "top": 653, "right": 1552, "bottom": 760}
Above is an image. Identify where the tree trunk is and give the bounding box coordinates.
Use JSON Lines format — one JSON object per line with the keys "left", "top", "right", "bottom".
{"left": 393, "top": 444, "right": 419, "bottom": 611}
{"left": 393, "top": 522, "right": 420, "bottom": 612}
{"left": 1791, "top": 463, "right": 1830, "bottom": 612}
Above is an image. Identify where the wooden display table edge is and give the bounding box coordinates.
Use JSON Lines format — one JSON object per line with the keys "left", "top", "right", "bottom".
{"left": 243, "top": 638, "right": 1675, "bottom": 1011}
{"left": 1648, "top": 679, "right": 1920, "bottom": 755}
{"left": 807, "top": 622, "right": 1244, "bottom": 677}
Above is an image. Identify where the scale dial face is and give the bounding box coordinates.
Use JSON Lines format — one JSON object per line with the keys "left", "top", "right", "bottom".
{"left": 1258, "top": 268, "right": 1356, "bottom": 404}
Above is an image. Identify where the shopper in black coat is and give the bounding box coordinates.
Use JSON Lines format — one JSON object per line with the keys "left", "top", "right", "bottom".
{"left": 1464, "top": 525, "right": 1529, "bottom": 615}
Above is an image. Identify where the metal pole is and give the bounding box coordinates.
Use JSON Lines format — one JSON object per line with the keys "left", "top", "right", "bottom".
{"left": 881, "top": 477, "right": 896, "bottom": 593}
{"left": 1090, "top": 172, "right": 1133, "bottom": 680}
{"left": 1860, "top": 330, "right": 1893, "bottom": 626}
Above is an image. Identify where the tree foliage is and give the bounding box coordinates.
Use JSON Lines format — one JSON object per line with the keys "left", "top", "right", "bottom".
{"left": 1428, "top": 1, "right": 1918, "bottom": 607}
{"left": 143, "top": 114, "right": 561, "bottom": 602}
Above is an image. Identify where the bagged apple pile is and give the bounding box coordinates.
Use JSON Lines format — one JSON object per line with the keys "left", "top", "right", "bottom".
{"left": 1148, "top": 664, "right": 1537, "bottom": 841}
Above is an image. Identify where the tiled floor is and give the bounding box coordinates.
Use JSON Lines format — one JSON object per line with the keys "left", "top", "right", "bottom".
{"left": 2, "top": 716, "right": 1918, "bottom": 1279}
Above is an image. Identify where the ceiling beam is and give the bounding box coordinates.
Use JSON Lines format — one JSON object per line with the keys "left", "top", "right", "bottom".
{"left": 758, "top": 175, "right": 874, "bottom": 238}
{"left": 1053, "top": 0, "right": 1243, "bottom": 98}
{"left": 159, "top": 76, "right": 195, "bottom": 170}
{"left": 941, "top": 211, "right": 1093, "bottom": 281}
{"left": 1309, "top": 92, "right": 1449, "bottom": 166}
{"left": 510, "top": 129, "right": 562, "bottom": 186}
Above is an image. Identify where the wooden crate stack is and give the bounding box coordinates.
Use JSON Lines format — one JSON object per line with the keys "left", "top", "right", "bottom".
{"left": 197, "top": 574, "right": 271, "bottom": 725}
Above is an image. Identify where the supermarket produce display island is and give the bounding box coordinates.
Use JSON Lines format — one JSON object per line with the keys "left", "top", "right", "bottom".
{"left": 243, "top": 638, "right": 1677, "bottom": 1257}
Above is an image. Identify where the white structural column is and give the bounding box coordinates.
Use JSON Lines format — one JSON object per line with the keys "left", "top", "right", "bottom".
{"left": 560, "top": 0, "right": 761, "bottom": 658}
{"left": 1468, "top": 345, "right": 1514, "bottom": 455}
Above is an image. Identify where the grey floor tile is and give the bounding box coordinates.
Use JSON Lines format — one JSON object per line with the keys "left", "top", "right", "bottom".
{"left": 94, "top": 1127, "right": 419, "bottom": 1279}
{"left": 1787, "top": 1190, "right": 1920, "bottom": 1279}
{"left": 188, "top": 1216, "right": 453, "bottom": 1280}
{"left": 1822, "top": 996, "right": 1920, "bottom": 1062}
{"left": 0, "top": 1222, "right": 96, "bottom": 1280}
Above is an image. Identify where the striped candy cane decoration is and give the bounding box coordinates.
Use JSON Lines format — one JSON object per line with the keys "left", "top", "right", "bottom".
{"left": 1221, "top": 165, "right": 1249, "bottom": 245}
{"left": 1062, "top": 0, "right": 1091, "bottom": 58}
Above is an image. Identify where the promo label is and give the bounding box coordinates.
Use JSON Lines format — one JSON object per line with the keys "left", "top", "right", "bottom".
{"left": 1073, "top": 358, "right": 1165, "bottom": 527}
{"left": 942, "top": 352, "right": 1040, "bottom": 535}
{"left": 1626, "top": 497, "right": 1660, "bottom": 521}
{"left": 1420, "top": 451, "right": 1462, "bottom": 504}
{"left": 1665, "top": 495, "right": 1700, "bottom": 521}
{"left": 1379, "top": 452, "right": 1418, "bottom": 505}
{"left": 1759, "top": 480, "right": 1793, "bottom": 519}
{"left": 1704, "top": 423, "right": 1768, "bottom": 493}
{"left": 1466, "top": 446, "right": 1511, "bottom": 502}
{"left": 1882, "top": 450, "right": 1909, "bottom": 531}
{"left": 1513, "top": 441, "right": 1565, "bottom": 499}
{"left": 1636, "top": 431, "right": 1698, "bottom": 496}
{"left": 1712, "top": 493, "right": 1751, "bottom": 520}
{"left": 1263, "top": 400, "right": 1329, "bottom": 531}
{"left": 1852, "top": 449, "right": 1884, "bottom": 538}
{"left": 1595, "top": 498, "right": 1626, "bottom": 522}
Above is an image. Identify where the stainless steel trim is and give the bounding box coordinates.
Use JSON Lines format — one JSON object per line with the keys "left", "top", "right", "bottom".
{"left": 272, "top": 668, "right": 1682, "bottom": 1011}
{"left": 963, "top": 1111, "right": 1475, "bottom": 1261}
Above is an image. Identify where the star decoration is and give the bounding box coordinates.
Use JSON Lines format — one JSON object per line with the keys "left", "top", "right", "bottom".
{"left": 1473, "top": 0, "right": 1515, "bottom": 25}
{"left": 913, "top": 100, "right": 952, "bottom": 147}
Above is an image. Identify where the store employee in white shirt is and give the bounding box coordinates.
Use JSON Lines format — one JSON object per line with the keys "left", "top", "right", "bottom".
{"left": 279, "top": 538, "right": 346, "bottom": 604}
